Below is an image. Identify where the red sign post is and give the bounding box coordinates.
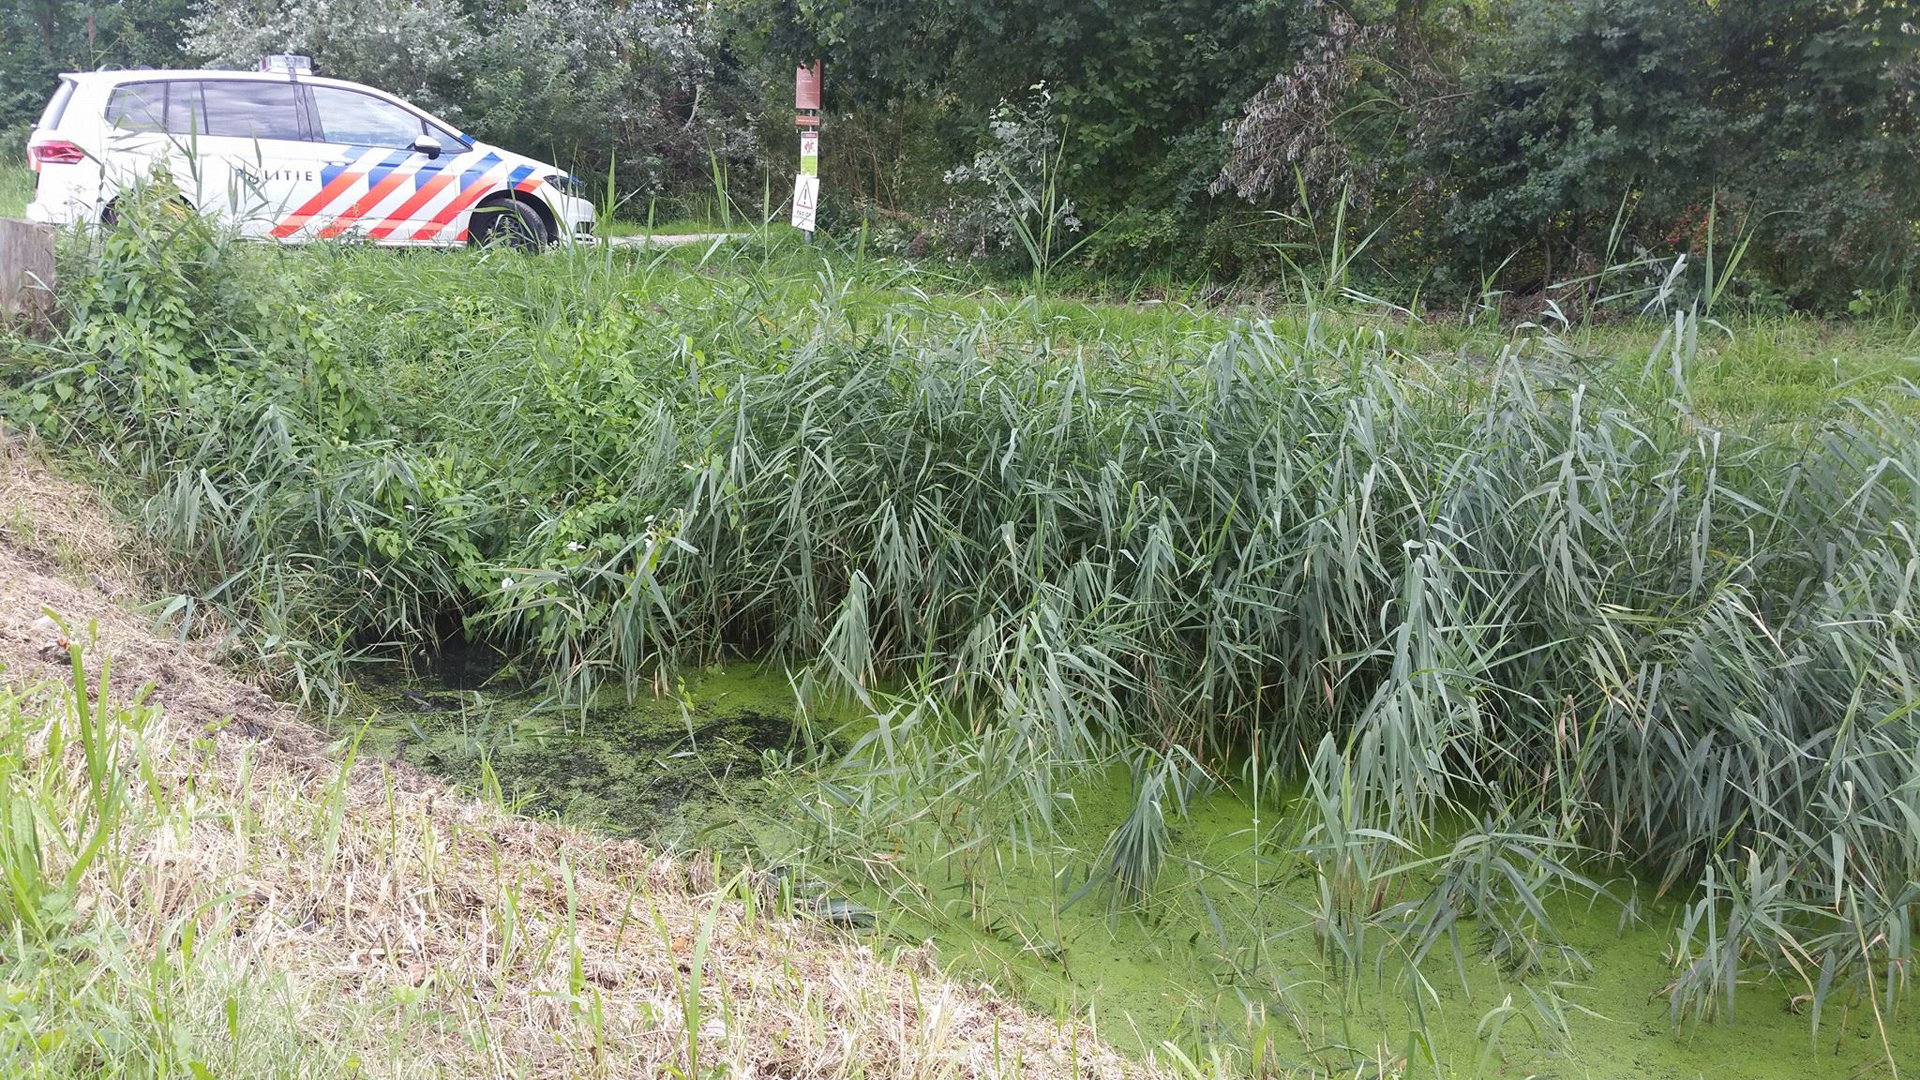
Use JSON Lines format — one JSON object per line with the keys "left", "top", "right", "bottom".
{"left": 795, "top": 62, "right": 822, "bottom": 112}
{"left": 793, "top": 63, "right": 822, "bottom": 239}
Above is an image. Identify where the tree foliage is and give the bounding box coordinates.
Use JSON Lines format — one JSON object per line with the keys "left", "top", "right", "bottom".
{"left": 185, "top": 0, "right": 751, "bottom": 204}
{"left": 0, "top": 0, "right": 193, "bottom": 155}
{"left": 1396, "top": 0, "right": 1920, "bottom": 304}
{"left": 724, "top": 0, "right": 1299, "bottom": 270}
{"left": 0, "top": 0, "right": 1914, "bottom": 303}
{"left": 743, "top": 0, "right": 1918, "bottom": 302}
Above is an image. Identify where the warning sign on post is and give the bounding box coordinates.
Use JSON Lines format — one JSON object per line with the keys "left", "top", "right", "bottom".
{"left": 792, "top": 175, "right": 819, "bottom": 232}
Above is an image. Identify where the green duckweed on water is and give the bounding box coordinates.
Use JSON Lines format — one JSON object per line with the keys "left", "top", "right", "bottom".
{"left": 828, "top": 779, "right": 1916, "bottom": 1079}
{"left": 348, "top": 661, "right": 816, "bottom": 849}
{"left": 344, "top": 664, "right": 1914, "bottom": 1079}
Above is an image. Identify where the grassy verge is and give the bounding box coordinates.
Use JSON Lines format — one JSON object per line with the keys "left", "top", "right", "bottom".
{"left": 0, "top": 164, "right": 30, "bottom": 218}
{"left": 599, "top": 215, "right": 758, "bottom": 238}
{"left": 627, "top": 228, "right": 1920, "bottom": 423}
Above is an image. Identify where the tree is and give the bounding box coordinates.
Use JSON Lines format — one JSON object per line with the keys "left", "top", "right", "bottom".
{"left": 0, "top": 0, "right": 193, "bottom": 153}
{"left": 185, "top": 0, "right": 475, "bottom": 110}
{"left": 1415, "top": 0, "right": 1919, "bottom": 303}
{"left": 722, "top": 0, "right": 1300, "bottom": 270}
{"left": 185, "top": 0, "right": 758, "bottom": 204}
{"left": 1214, "top": 0, "right": 1920, "bottom": 305}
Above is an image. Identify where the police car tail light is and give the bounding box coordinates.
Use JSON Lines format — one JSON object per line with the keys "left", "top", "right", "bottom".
{"left": 27, "top": 139, "right": 85, "bottom": 172}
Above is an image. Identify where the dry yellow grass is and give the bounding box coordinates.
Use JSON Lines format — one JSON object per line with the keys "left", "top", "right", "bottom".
{"left": 0, "top": 433, "right": 1158, "bottom": 1079}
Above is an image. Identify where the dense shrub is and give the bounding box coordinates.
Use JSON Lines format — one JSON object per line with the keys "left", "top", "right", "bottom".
{"left": 771, "top": 0, "right": 1920, "bottom": 303}
{"left": 1219, "top": 0, "right": 1920, "bottom": 306}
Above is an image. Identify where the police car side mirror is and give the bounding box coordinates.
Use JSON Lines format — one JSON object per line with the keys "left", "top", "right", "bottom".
{"left": 412, "top": 134, "right": 442, "bottom": 159}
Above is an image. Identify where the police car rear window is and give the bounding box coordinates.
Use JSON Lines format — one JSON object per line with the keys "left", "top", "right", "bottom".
{"left": 106, "top": 83, "right": 166, "bottom": 132}
{"left": 199, "top": 81, "right": 303, "bottom": 141}
{"left": 167, "top": 82, "right": 208, "bottom": 136}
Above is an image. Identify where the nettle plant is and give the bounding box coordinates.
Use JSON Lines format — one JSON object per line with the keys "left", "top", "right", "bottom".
{"left": 16, "top": 175, "right": 223, "bottom": 437}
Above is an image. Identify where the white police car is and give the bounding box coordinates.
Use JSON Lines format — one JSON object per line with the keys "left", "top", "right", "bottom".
{"left": 25, "top": 58, "right": 593, "bottom": 247}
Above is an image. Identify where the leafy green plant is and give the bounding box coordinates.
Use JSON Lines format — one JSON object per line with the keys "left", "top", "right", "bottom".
{"left": 0, "top": 625, "right": 142, "bottom": 941}
{"left": 941, "top": 84, "right": 1092, "bottom": 295}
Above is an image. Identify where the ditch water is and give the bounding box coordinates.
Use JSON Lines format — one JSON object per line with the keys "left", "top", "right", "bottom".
{"left": 346, "top": 662, "right": 1916, "bottom": 1079}
{"left": 351, "top": 660, "right": 806, "bottom": 851}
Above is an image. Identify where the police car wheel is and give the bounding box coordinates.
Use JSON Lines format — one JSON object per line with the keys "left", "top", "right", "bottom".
{"left": 102, "top": 195, "right": 197, "bottom": 228}
{"left": 470, "top": 200, "right": 548, "bottom": 249}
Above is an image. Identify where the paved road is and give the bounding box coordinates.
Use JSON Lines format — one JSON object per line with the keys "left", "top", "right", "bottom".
{"left": 605, "top": 233, "right": 737, "bottom": 248}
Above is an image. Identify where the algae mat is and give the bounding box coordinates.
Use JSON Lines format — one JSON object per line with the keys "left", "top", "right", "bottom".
{"left": 345, "top": 665, "right": 1916, "bottom": 1079}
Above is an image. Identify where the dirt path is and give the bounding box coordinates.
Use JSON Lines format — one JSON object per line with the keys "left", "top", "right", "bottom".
{"left": 0, "top": 437, "right": 311, "bottom": 747}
